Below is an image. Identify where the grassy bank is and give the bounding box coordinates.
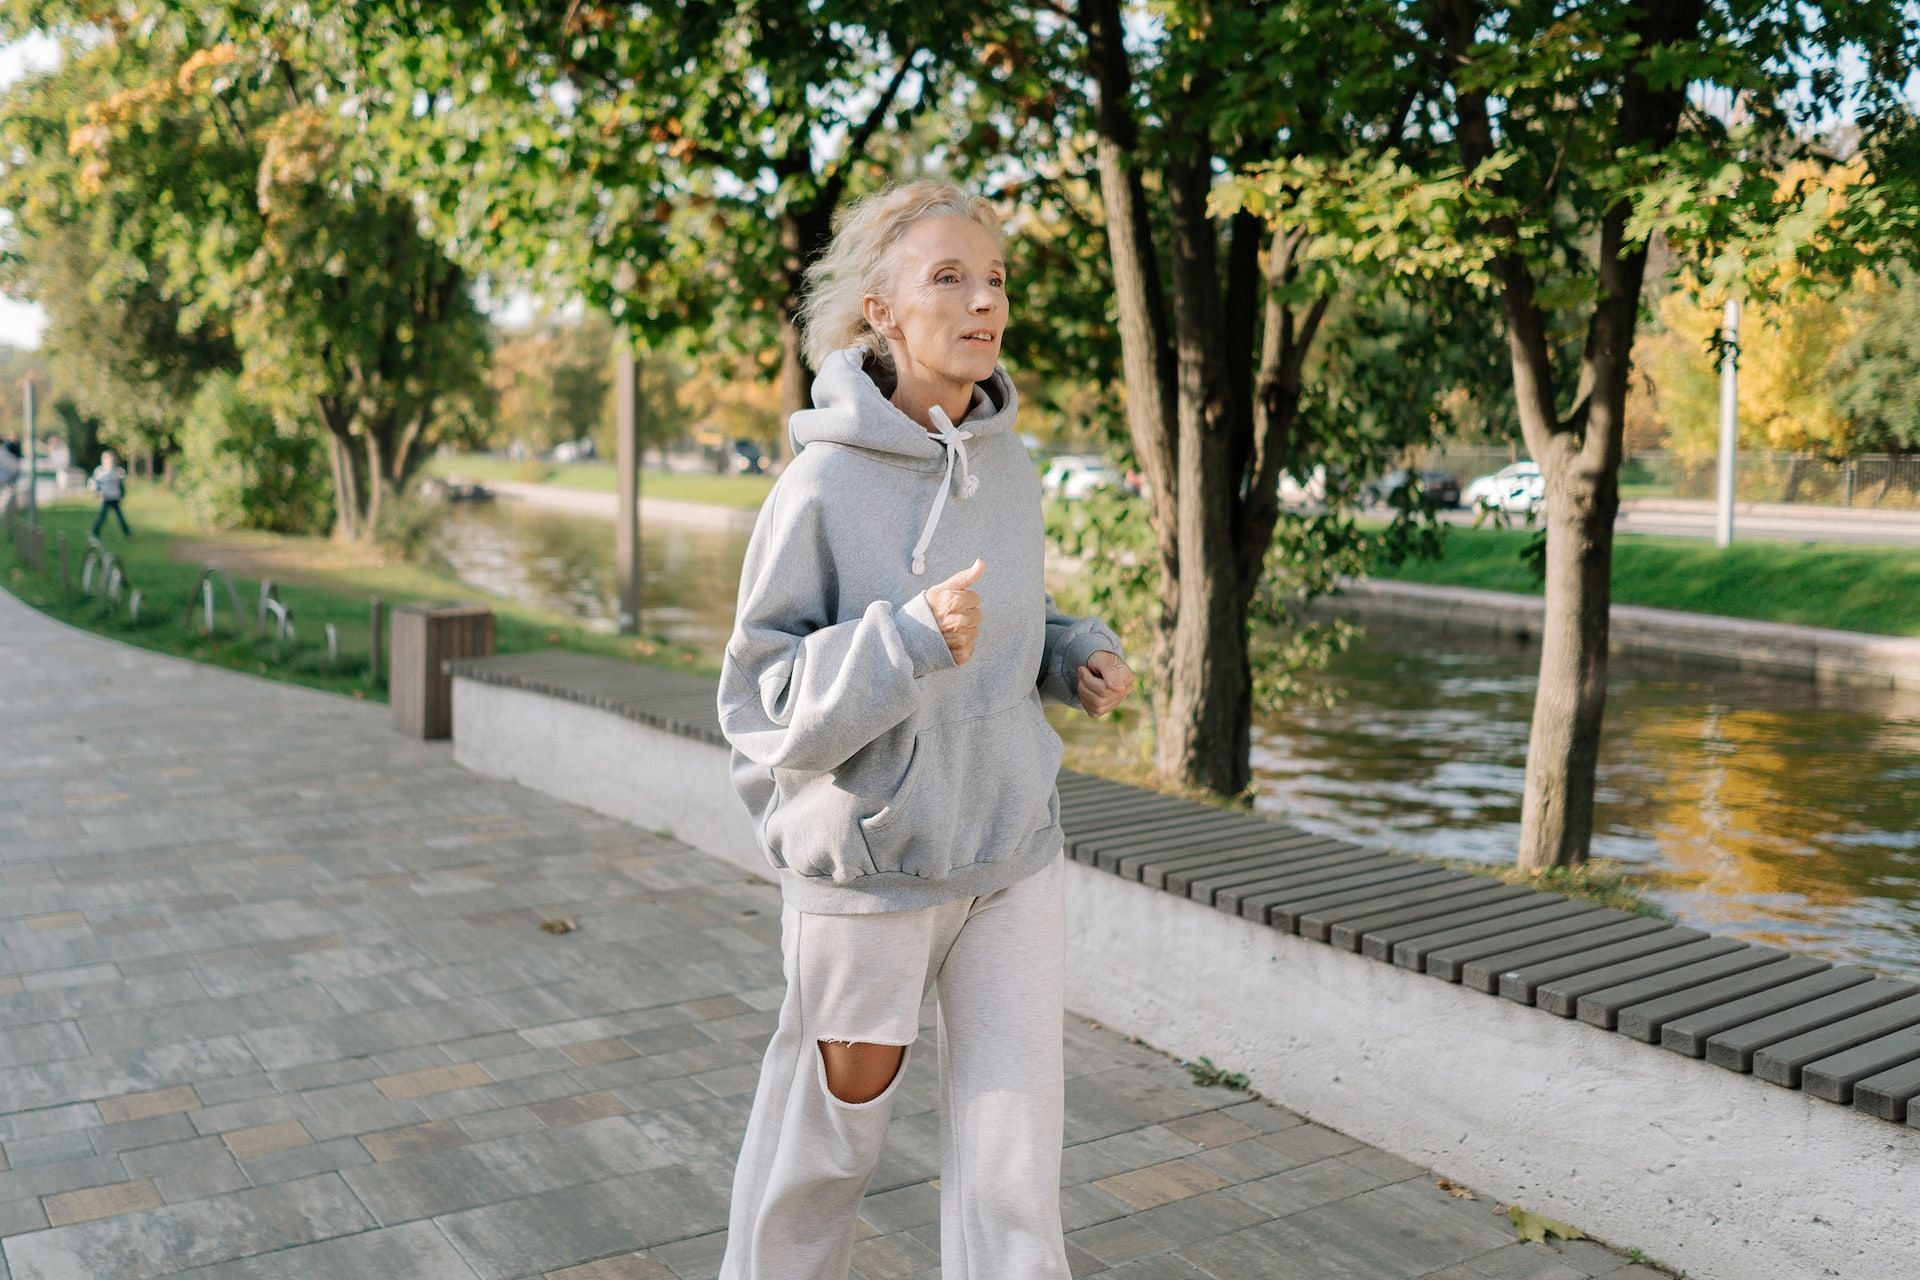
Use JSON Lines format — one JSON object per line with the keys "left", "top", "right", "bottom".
{"left": 422, "top": 452, "right": 774, "bottom": 509}
{"left": 1, "top": 489, "right": 718, "bottom": 703}
{"left": 1364, "top": 520, "right": 1920, "bottom": 637}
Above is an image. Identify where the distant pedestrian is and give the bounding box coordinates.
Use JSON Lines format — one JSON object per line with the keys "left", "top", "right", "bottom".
{"left": 89, "top": 449, "right": 130, "bottom": 538}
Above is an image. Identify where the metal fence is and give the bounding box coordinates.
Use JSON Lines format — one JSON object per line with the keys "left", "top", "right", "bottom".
{"left": 1405, "top": 447, "right": 1920, "bottom": 510}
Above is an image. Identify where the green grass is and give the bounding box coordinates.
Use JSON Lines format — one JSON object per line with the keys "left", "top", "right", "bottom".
{"left": 2, "top": 489, "right": 719, "bottom": 704}
{"left": 422, "top": 452, "right": 775, "bottom": 509}
{"left": 1365, "top": 520, "right": 1920, "bottom": 637}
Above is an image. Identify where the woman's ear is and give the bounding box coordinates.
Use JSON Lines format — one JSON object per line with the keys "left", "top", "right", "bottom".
{"left": 863, "top": 295, "right": 900, "bottom": 342}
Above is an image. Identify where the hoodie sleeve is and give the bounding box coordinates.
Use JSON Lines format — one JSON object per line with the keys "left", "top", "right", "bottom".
{"left": 1037, "top": 589, "right": 1125, "bottom": 708}
{"left": 718, "top": 478, "right": 956, "bottom": 774}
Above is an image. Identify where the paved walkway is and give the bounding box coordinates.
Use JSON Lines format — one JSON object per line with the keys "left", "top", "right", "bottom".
{"left": 0, "top": 588, "right": 1664, "bottom": 1280}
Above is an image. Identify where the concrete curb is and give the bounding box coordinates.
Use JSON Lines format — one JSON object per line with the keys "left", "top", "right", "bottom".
{"left": 1322, "top": 578, "right": 1920, "bottom": 690}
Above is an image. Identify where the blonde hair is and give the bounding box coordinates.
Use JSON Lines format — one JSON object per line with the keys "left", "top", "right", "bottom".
{"left": 797, "top": 178, "right": 1005, "bottom": 377}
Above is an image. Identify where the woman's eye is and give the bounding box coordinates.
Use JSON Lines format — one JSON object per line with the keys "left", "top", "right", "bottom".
{"left": 937, "top": 272, "right": 959, "bottom": 284}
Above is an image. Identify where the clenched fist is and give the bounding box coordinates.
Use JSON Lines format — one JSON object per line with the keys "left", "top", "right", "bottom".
{"left": 923, "top": 557, "right": 985, "bottom": 665}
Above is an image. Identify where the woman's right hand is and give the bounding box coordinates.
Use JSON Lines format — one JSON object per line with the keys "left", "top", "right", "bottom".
{"left": 923, "top": 558, "right": 985, "bottom": 665}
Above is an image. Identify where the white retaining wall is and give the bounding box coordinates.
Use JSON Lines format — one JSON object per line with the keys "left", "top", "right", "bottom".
{"left": 451, "top": 675, "right": 1920, "bottom": 1280}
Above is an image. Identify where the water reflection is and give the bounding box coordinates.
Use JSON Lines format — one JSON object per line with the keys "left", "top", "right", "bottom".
{"left": 434, "top": 498, "right": 1920, "bottom": 980}
{"left": 1171, "top": 614, "right": 1920, "bottom": 980}
{"left": 433, "top": 499, "right": 748, "bottom": 651}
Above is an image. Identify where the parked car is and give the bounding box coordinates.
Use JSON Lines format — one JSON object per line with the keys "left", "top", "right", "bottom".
{"left": 1361, "top": 468, "right": 1462, "bottom": 509}
{"left": 1462, "top": 460, "right": 1544, "bottom": 515}
{"left": 726, "top": 439, "right": 766, "bottom": 475}
{"left": 1041, "top": 454, "right": 1111, "bottom": 500}
{"left": 1276, "top": 464, "right": 1350, "bottom": 506}
{"left": 550, "top": 437, "right": 597, "bottom": 464}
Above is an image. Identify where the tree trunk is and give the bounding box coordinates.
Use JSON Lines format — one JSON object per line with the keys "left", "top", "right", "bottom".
{"left": 1439, "top": 0, "right": 1698, "bottom": 869}
{"left": 363, "top": 432, "right": 386, "bottom": 538}
{"left": 327, "top": 430, "right": 361, "bottom": 543}
{"left": 1517, "top": 441, "right": 1618, "bottom": 872}
{"left": 1873, "top": 451, "right": 1899, "bottom": 503}
{"left": 776, "top": 312, "right": 808, "bottom": 465}
{"left": 1159, "top": 156, "right": 1252, "bottom": 798}
{"left": 1079, "top": 0, "right": 1184, "bottom": 762}
{"left": 773, "top": 201, "right": 836, "bottom": 468}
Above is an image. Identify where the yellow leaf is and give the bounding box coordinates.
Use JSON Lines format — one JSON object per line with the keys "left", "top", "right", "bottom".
{"left": 1508, "top": 1204, "right": 1585, "bottom": 1244}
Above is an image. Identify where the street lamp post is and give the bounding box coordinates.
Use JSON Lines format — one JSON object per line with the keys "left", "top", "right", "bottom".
{"left": 614, "top": 330, "right": 643, "bottom": 635}
{"left": 1714, "top": 294, "right": 1739, "bottom": 548}
{"left": 22, "top": 376, "right": 36, "bottom": 521}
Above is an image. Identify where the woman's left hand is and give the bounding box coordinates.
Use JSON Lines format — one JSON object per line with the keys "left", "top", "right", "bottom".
{"left": 1076, "top": 650, "right": 1134, "bottom": 717}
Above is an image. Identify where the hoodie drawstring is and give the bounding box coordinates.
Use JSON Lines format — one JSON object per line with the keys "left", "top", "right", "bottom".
{"left": 910, "top": 404, "right": 979, "bottom": 575}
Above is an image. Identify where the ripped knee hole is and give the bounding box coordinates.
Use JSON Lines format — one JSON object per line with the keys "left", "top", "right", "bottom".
{"left": 816, "top": 1038, "right": 907, "bottom": 1105}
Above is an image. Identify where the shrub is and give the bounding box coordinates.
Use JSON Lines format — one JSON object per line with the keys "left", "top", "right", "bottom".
{"left": 176, "top": 373, "right": 332, "bottom": 534}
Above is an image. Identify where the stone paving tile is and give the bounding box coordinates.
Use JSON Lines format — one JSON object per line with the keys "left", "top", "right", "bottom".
{"left": 1, "top": 1171, "right": 373, "bottom": 1280}
{"left": 40, "top": 1179, "right": 163, "bottom": 1228}
{"left": 0, "top": 589, "right": 1669, "bottom": 1280}
{"left": 166, "top": 1219, "right": 483, "bottom": 1279}
{"left": 546, "top": 1253, "right": 680, "bottom": 1280}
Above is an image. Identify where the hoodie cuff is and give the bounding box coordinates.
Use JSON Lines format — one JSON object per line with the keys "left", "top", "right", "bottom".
{"left": 1059, "top": 629, "right": 1121, "bottom": 687}
{"left": 894, "top": 590, "right": 958, "bottom": 678}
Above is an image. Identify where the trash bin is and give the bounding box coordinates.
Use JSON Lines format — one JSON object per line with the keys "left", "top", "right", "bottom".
{"left": 390, "top": 602, "right": 495, "bottom": 739}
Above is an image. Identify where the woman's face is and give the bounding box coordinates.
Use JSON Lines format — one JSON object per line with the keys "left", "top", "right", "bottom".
{"left": 866, "top": 213, "right": 1009, "bottom": 388}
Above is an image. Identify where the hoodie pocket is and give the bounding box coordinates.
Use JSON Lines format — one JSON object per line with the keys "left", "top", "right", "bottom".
{"left": 858, "top": 696, "right": 1065, "bottom": 881}
{"left": 761, "top": 720, "right": 917, "bottom": 883}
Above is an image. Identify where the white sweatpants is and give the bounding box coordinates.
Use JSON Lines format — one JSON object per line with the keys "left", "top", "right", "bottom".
{"left": 717, "top": 848, "right": 1070, "bottom": 1280}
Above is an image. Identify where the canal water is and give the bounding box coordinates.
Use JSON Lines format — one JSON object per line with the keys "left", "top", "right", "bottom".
{"left": 434, "top": 498, "right": 1920, "bottom": 981}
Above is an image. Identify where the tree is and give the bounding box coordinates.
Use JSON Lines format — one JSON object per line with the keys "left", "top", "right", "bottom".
{"left": 1053, "top": 0, "right": 1489, "bottom": 797}
{"left": 1828, "top": 265, "right": 1920, "bottom": 484}
{"left": 0, "top": 57, "right": 240, "bottom": 460}
{"left": 322, "top": 0, "right": 1002, "bottom": 461}
{"left": 0, "top": 8, "right": 492, "bottom": 542}
{"left": 1423, "top": 0, "right": 1919, "bottom": 868}
{"left": 1642, "top": 273, "right": 1851, "bottom": 460}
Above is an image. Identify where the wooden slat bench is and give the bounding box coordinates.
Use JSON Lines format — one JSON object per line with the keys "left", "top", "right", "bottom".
{"left": 446, "top": 648, "right": 1920, "bottom": 1131}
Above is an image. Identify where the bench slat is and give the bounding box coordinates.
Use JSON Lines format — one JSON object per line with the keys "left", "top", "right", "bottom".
{"left": 1598, "top": 951, "right": 1811, "bottom": 1036}
{"left": 1530, "top": 937, "right": 1751, "bottom": 1017}
{"left": 1328, "top": 883, "right": 1534, "bottom": 951}
{"left": 1267, "top": 870, "right": 1468, "bottom": 934}
{"left": 1800, "top": 1022, "right": 1920, "bottom": 1108}
{"left": 1852, "top": 1055, "right": 1920, "bottom": 1123}
{"left": 1390, "top": 900, "right": 1602, "bottom": 971}
{"left": 1494, "top": 928, "right": 1718, "bottom": 1005}
{"left": 1659, "top": 967, "right": 1878, "bottom": 1058}
{"left": 1457, "top": 918, "right": 1673, "bottom": 994}
{"left": 1177, "top": 851, "right": 1402, "bottom": 902}
{"left": 1357, "top": 892, "right": 1565, "bottom": 961}
{"left": 1424, "top": 909, "right": 1635, "bottom": 983}
{"left": 1749, "top": 992, "right": 1920, "bottom": 1088}
{"left": 1466, "top": 924, "right": 1697, "bottom": 1005}
{"left": 1294, "top": 875, "right": 1490, "bottom": 943}
{"left": 1241, "top": 864, "right": 1448, "bottom": 929}
{"left": 1131, "top": 832, "right": 1352, "bottom": 888}
{"left": 1084, "top": 813, "right": 1288, "bottom": 871}
{"left": 1666, "top": 974, "right": 1904, "bottom": 1066}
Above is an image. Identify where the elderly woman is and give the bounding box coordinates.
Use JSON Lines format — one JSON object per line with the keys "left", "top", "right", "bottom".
{"left": 714, "top": 179, "right": 1135, "bottom": 1278}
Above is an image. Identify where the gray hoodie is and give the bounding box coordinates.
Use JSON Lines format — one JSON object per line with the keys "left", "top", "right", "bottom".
{"left": 716, "top": 344, "right": 1126, "bottom": 915}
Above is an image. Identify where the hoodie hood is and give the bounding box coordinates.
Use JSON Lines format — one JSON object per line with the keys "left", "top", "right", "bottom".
{"left": 788, "top": 343, "right": 1018, "bottom": 461}
{"left": 789, "top": 343, "right": 1021, "bottom": 576}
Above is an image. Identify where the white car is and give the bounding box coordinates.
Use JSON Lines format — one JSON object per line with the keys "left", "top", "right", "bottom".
{"left": 1462, "top": 461, "right": 1544, "bottom": 515}
{"left": 1277, "top": 464, "right": 1351, "bottom": 506}
{"left": 1042, "top": 454, "right": 1111, "bottom": 500}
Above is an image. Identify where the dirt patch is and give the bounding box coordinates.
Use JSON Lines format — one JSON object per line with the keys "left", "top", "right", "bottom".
{"left": 166, "top": 532, "right": 401, "bottom": 587}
